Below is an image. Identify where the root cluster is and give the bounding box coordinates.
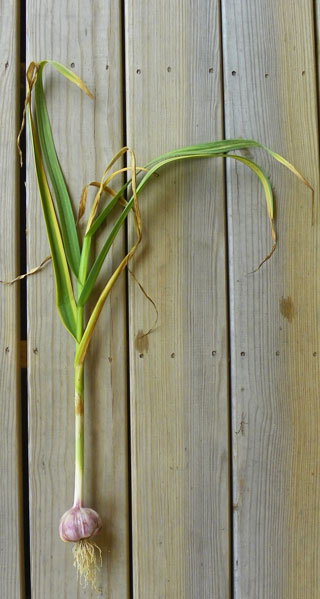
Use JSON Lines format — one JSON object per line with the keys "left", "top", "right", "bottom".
{"left": 72, "top": 538, "right": 102, "bottom": 590}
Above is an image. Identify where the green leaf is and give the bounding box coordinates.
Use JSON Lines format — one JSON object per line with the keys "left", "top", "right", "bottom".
{"left": 34, "top": 63, "right": 81, "bottom": 276}
{"left": 27, "top": 106, "right": 78, "bottom": 339}
{"left": 46, "top": 60, "right": 93, "bottom": 99}
{"left": 228, "top": 154, "right": 274, "bottom": 220}
{"left": 78, "top": 154, "right": 220, "bottom": 306}
{"left": 86, "top": 181, "right": 131, "bottom": 237}
{"left": 78, "top": 201, "right": 131, "bottom": 306}
{"left": 81, "top": 139, "right": 312, "bottom": 306}
{"left": 144, "top": 139, "right": 258, "bottom": 165}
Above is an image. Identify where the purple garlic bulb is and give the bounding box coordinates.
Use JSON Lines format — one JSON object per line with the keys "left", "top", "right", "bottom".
{"left": 59, "top": 506, "right": 102, "bottom": 543}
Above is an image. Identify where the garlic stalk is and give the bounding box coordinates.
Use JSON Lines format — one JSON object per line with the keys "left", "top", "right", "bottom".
{"left": 57, "top": 266, "right": 104, "bottom": 586}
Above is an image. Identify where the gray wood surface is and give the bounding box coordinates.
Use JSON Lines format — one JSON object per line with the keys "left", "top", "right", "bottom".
{"left": 26, "top": 2, "right": 129, "bottom": 597}
{"left": 0, "top": 1, "right": 23, "bottom": 597}
{"left": 222, "top": 1, "right": 320, "bottom": 597}
{"left": 125, "top": 1, "right": 230, "bottom": 596}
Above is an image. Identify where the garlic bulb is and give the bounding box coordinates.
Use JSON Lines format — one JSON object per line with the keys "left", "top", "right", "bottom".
{"left": 59, "top": 506, "right": 102, "bottom": 543}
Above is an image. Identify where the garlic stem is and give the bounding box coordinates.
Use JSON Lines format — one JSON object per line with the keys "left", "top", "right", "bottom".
{"left": 74, "top": 295, "right": 84, "bottom": 507}
{"left": 74, "top": 361, "right": 84, "bottom": 507}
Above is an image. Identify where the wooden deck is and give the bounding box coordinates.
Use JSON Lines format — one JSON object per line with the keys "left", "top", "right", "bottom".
{"left": 1, "top": 1, "right": 319, "bottom": 597}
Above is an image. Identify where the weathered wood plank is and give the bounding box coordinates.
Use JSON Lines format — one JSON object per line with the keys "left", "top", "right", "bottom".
{"left": 26, "top": 2, "right": 129, "bottom": 596}
{"left": 222, "top": 1, "right": 320, "bottom": 597}
{"left": 0, "top": 1, "right": 24, "bottom": 596}
{"left": 125, "top": 2, "right": 230, "bottom": 597}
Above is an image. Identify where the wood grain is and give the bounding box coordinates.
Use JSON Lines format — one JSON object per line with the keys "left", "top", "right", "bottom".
{"left": 222, "top": 1, "right": 320, "bottom": 596}
{"left": 125, "top": 1, "right": 230, "bottom": 597}
{"left": 0, "top": 1, "right": 24, "bottom": 596}
{"left": 26, "top": 2, "right": 129, "bottom": 596}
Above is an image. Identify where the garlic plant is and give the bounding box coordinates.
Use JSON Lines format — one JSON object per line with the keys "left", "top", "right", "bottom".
{"left": 19, "top": 60, "right": 312, "bottom": 588}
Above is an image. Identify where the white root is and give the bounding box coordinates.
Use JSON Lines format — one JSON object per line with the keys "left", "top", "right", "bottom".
{"left": 72, "top": 538, "right": 102, "bottom": 590}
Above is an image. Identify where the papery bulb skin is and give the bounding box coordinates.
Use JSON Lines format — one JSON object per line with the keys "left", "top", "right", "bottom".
{"left": 59, "top": 506, "right": 102, "bottom": 543}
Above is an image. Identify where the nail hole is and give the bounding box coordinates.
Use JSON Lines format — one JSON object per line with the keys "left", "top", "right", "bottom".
{"left": 108, "top": 356, "right": 112, "bottom": 363}
{"left": 209, "top": 67, "right": 214, "bottom": 74}
{"left": 276, "top": 350, "right": 280, "bottom": 356}
{"left": 5, "top": 61, "right": 9, "bottom": 70}
{"left": 171, "top": 352, "right": 175, "bottom": 359}
{"left": 105, "top": 64, "right": 109, "bottom": 70}
{"left": 167, "top": 66, "right": 171, "bottom": 73}
{"left": 5, "top": 346, "right": 9, "bottom": 353}
{"left": 240, "top": 351, "right": 245, "bottom": 357}
{"left": 265, "top": 73, "right": 269, "bottom": 78}
{"left": 33, "top": 348, "right": 38, "bottom": 355}
{"left": 212, "top": 350, "right": 216, "bottom": 356}
{"left": 313, "top": 352, "right": 317, "bottom": 357}
{"left": 136, "top": 68, "right": 141, "bottom": 75}
{"left": 232, "top": 70, "right": 236, "bottom": 76}
{"left": 70, "top": 62, "right": 75, "bottom": 68}
{"left": 139, "top": 353, "right": 144, "bottom": 358}
{"left": 302, "top": 70, "right": 305, "bottom": 76}
{"left": 241, "top": 387, "right": 245, "bottom": 392}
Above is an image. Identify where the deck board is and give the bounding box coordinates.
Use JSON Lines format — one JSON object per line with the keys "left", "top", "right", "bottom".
{"left": 125, "top": 1, "right": 231, "bottom": 596}
{"left": 222, "top": 1, "right": 320, "bottom": 596}
{"left": 26, "top": 2, "right": 129, "bottom": 596}
{"left": 0, "top": 1, "right": 23, "bottom": 596}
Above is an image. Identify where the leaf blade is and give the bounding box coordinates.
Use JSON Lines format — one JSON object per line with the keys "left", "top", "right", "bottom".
{"left": 34, "top": 63, "right": 81, "bottom": 276}
{"left": 27, "top": 106, "right": 78, "bottom": 339}
{"left": 46, "top": 60, "right": 93, "bottom": 98}
{"left": 78, "top": 202, "right": 131, "bottom": 306}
